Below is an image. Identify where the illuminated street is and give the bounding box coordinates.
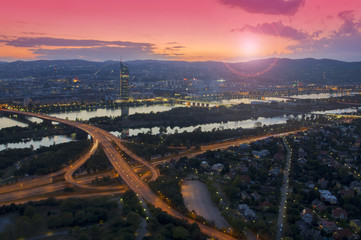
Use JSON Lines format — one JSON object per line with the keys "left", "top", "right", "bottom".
{"left": 0, "top": 108, "right": 236, "bottom": 240}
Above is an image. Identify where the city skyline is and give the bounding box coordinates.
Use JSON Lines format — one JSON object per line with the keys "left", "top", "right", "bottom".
{"left": 1, "top": 0, "right": 361, "bottom": 62}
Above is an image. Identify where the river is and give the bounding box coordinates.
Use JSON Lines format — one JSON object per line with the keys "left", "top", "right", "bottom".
{"left": 0, "top": 135, "right": 75, "bottom": 151}
{"left": 111, "top": 106, "right": 360, "bottom": 138}
{"left": 1, "top": 92, "right": 358, "bottom": 129}
{"left": 0, "top": 117, "right": 27, "bottom": 129}
{"left": 290, "top": 92, "right": 359, "bottom": 99}
{"left": 49, "top": 104, "right": 183, "bottom": 121}
{"left": 1, "top": 97, "right": 360, "bottom": 147}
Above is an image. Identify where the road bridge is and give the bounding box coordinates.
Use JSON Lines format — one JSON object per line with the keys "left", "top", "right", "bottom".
{"left": 0, "top": 108, "right": 236, "bottom": 240}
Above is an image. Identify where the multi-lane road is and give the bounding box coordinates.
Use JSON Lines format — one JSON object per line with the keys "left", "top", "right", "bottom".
{"left": 275, "top": 137, "right": 292, "bottom": 240}
{"left": 0, "top": 109, "right": 236, "bottom": 240}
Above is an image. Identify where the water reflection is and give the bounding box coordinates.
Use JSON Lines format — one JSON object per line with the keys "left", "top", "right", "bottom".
{"left": 290, "top": 92, "right": 359, "bottom": 99}
{"left": 50, "top": 104, "right": 182, "bottom": 121}
{"left": 0, "top": 117, "right": 27, "bottom": 129}
{"left": 111, "top": 107, "right": 360, "bottom": 138}
{"left": 121, "top": 105, "right": 130, "bottom": 117}
{"left": 212, "top": 97, "right": 287, "bottom": 105}
{"left": 111, "top": 115, "right": 294, "bottom": 138}
{"left": 0, "top": 135, "right": 75, "bottom": 151}
{"left": 311, "top": 107, "right": 361, "bottom": 115}
{"left": 1, "top": 107, "right": 359, "bottom": 148}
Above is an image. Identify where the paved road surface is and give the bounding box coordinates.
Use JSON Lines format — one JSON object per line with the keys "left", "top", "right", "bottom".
{"left": 0, "top": 109, "right": 236, "bottom": 240}
{"left": 1, "top": 191, "right": 125, "bottom": 206}
{"left": 275, "top": 137, "right": 292, "bottom": 240}
{"left": 150, "top": 129, "right": 306, "bottom": 166}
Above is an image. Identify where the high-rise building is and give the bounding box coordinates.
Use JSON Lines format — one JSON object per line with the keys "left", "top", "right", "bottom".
{"left": 120, "top": 62, "right": 130, "bottom": 101}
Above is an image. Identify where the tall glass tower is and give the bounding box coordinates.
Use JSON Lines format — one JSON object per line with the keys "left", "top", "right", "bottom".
{"left": 120, "top": 62, "right": 130, "bottom": 101}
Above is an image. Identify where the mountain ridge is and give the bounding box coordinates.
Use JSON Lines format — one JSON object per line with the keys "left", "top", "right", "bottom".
{"left": 1, "top": 58, "right": 360, "bottom": 85}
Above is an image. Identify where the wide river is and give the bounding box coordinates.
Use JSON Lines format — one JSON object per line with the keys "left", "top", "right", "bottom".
{"left": 0, "top": 135, "right": 75, "bottom": 151}
{"left": 1, "top": 93, "right": 360, "bottom": 150}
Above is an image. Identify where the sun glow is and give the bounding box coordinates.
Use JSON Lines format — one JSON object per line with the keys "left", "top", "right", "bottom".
{"left": 241, "top": 38, "right": 259, "bottom": 56}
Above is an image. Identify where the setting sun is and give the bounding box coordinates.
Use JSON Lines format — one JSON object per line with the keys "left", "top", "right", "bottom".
{"left": 241, "top": 38, "right": 259, "bottom": 56}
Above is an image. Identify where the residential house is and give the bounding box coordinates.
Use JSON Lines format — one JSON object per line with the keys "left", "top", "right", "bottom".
{"left": 240, "top": 192, "right": 250, "bottom": 200}
{"left": 300, "top": 229, "right": 323, "bottom": 240}
{"left": 298, "top": 148, "right": 307, "bottom": 158}
{"left": 252, "top": 150, "right": 270, "bottom": 159}
{"left": 259, "top": 200, "right": 272, "bottom": 211}
{"left": 251, "top": 192, "right": 261, "bottom": 201}
{"left": 332, "top": 208, "right": 348, "bottom": 220}
{"left": 238, "top": 204, "right": 256, "bottom": 221}
{"left": 350, "top": 181, "right": 361, "bottom": 195}
{"left": 211, "top": 163, "right": 224, "bottom": 173}
{"left": 273, "top": 152, "right": 284, "bottom": 162}
{"left": 312, "top": 199, "right": 326, "bottom": 211}
{"left": 200, "top": 161, "right": 209, "bottom": 168}
{"left": 319, "top": 220, "right": 337, "bottom": 234}
{"left": 298, "top": 157, "right": 307, "bottom": 165}
{"left": 340, "top": 189, "right": 355, "bottom": 198}
{"left": 319, "top": 189, "right": 337, "bottom": 204}
{"left": 350, "top": 219, "right": 361, "bottom": 233}
{"left": 269, "top": 166, "right": 281, "bottom": 176}
{"left": 333, "top": 228, "right": 353, "bottom": 240}
{"left": 301, "top": 208, "right": 314, "bottom": 225}
{"left": 318, "top": 178, "right": 328, "bottom": 188}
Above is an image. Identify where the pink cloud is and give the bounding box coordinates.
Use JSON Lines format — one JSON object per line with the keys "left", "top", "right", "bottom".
{"left": 287, "top": 10, "right": 361, "bottom": 61}
{"left": 0, "top": 37, "right": 154, "bottom": 48}
{"left": 0, "top": 36, "right": 162, "bottom": 61}
{"left": 336, "top": 10, "right": 361, "bottom": 35}
{"left": 31, "top": 46, "right": 161, "bottom": 61}
{"left": 232, "top": 21, "right": 310, "bottom": 40}
{"left": 219, "top": 0, "right": 305, "bottom": 15}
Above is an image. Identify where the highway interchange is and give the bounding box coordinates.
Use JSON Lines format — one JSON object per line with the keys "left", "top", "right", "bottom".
{"left": 0, "top": 109, "right": 237, "bottom": 240}
{"left": 0, "top": 109, "right": 307, "bottom": 239}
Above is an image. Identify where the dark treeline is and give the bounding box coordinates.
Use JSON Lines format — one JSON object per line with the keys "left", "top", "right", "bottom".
{"left": 0, "top": 122, "right": 74, "bottom": 144}
{"left": 126, "top": 116, "right": 331, "bottom": 159}
{"left": 0, "top": 148, "right": 33, "bottom": 176}
{"left": 14, "top": 140, "right": 90, "bottom": 176}
{"left": 146, "top": 205, "right": 206, "bottom": 240}
{"left": 149, "top": 175, "right": 187, "bottom": 214}
{"left": 13, "top": 100, "right": 171, "bottom": 114}
{"left": 0, "top": 190, "right": 146, "bottom": 240}
{"left": 85, "top": 98, "right": 347, "bottom": 131}
{"left": 83, "top": 146, "right": 110, "bottom": 173}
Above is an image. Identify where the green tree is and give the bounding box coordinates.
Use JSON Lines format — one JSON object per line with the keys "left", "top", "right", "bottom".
{"left": 31, "top": 214, "right": 45, "bottom": 233}
{"left": 15, "top": 216, "right": 33, "bottom": 238}
{"left": 74, "top": 210, "right": 86, "bottom": 225}
{"left": 127, "top": 211, "right": 140, "bottom": 227}
{"left": 47, "top": 215, "right": 59, "bottom": 229}
{"left": 59, "top": 212, "right": 73, "bottom": 227}
{"left": 172, "top": 226, "right": 189, "bottom": 240}
{"left": 24, "top": 205, "right": 35, "bottom": 219}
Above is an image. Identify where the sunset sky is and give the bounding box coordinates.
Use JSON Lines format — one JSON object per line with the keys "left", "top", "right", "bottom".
{"left": 1, "top": 0, "right": 361, "bottom": 62}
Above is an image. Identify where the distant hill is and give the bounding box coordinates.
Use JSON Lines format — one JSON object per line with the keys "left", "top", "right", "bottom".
{"left": 0, "top": 58, "right": 360, "bottom": 85}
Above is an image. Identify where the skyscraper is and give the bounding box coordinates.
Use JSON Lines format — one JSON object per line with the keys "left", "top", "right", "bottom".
{"left": 120, "top": 62, "right": 130, "bottom": 101}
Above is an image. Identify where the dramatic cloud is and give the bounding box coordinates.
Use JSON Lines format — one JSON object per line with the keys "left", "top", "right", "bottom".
{"left": 287, "top": 33, "right": 361, "bottom": 61}
{"left": 0, "top": 36, "right": 164, "bottom": 61}
{"left": 219, "top": 0, "right": 305, "bottom": 15}
{"left": 165, "top": 45, "right": 185, "bottom": 51}
{"left": 287, "top": 11, "right": 361, "bottom": 61}
{"left": 0, "top": 37, "right": 154, "bottom": 49}
{"left": 32, "top": 46, "right": 163, "bottom": 61}
{"left": 336, "top": 10, "right": 361, "bottom": 35}
{"left": 232, "top": 21, "right": 310, "bottom": 40}
{"left": 21, "top": 32, "right": 45, "bottom": 36}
